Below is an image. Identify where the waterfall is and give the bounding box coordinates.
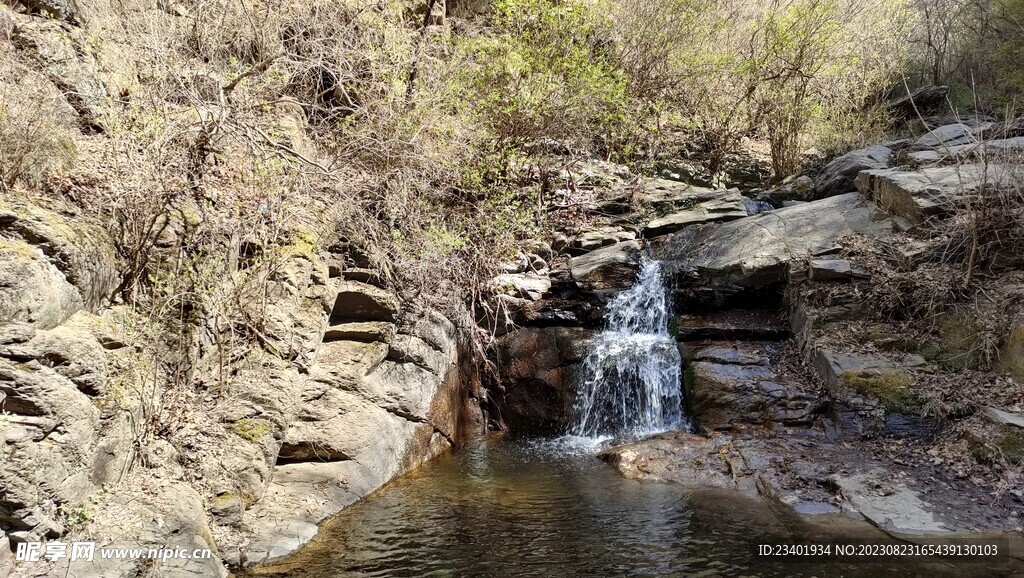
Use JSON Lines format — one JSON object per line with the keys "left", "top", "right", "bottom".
{"left": 569, "top": 258, "right": 686, "bottom": 438}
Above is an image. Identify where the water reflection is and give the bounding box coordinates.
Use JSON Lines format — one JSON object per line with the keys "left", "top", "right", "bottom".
{"left": 250, "top": 437, "right": 1021, "bottom": 578}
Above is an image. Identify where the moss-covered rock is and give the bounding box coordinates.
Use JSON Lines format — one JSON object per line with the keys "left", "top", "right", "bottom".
{"left": 921, "top": 310, "right": 983, "bottom": 371}
{"left": 997, "top": 322, "right": 1024, "bottom": 381}
{"left": 840, "top": 370, "right": 921, "bottom": 414}
{"left": 1000, "top": 429, "right": 1024, "bottom": 465}
{"left": 227, "top": 418, "right": 272, "bottom": 443}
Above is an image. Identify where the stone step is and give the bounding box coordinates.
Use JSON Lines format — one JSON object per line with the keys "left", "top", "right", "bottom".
{"left": 676, "top": 310, "right": 789, "bottom": 341}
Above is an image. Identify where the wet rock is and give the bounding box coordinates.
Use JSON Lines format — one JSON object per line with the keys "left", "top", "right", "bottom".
{"left": 814, "top": 349, "right": 934, "bottom": 438}
{"left": 690, "top": 343, "right": 769, "bottom": 365}
{"left": 492, "top": 327, "right": 592, "bottom": 433}
{"left": 568, "top": 240, "right": 641, "bottom": 291}
{"left": 814, "top": 145, "right": 891, "bottom": 199}
{"left": 686, "top": 349, "right": 820, "bottom": 430}
{"left": 599, "top": 432, "right": 737, "bottom": 489}
{"left": 654, "top": 194, "right": 893, "bottom": 308}
{"left": 829, "top": 471, "right": 949, "bottom": 535}
{"left": 676, "top": 310, "right": 789, "bottom": 341}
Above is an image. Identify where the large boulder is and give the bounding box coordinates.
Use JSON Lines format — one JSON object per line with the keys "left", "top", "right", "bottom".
{"left": 59, "top": 481, "right": 228, "bottom": 578}
{"left": 813, "top": 145, "right": 891, "bottom": 199}
{"left": 0, "top": 199, "right": 120, "bottom": 315}
{"left": 0, "top": 239, "right": 82, "bottom": 328}
{"left": 886, "top": 85, "right": 948, "bottom": 119}
{"left": 599, "top": 432, "right": 738, "bottom": 488}
{"left": 685, "top": 344, "right": 821, "bottom": 431}
{"left": 653, "top": 193, "right": 893, "bottom": 308}
{"left": 227, "top": 312, "right": 468, "bottom": 566}
{"left": 568, "top": 240, "right": 641, "bottom": 291}
{"left": 329, "top": 281, "right": 400, "bottom": 323}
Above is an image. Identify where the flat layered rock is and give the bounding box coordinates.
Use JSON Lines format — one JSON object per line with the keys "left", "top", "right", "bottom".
{"left": 564, "top": 227, "right": 637, "bottom": 255}
{"left": 329, "top": 281, "right": 400, "bottom": 323}
{"left": 643, "top": 192, "right": 748, "bottom": 237}
{"left": 916, "top": 122, "right": 992, "bottom": 149}
{"left": 676, "top": 310, "right": 789, "bottom": 341}
{"left": 983, "top": 407, "right": 1024, "bottom": 429}
{"left": 637, "top": 179, "right": 733, "bottom": 214}
{"left": 568, "top": 240, "right": 641, "bottom": 291}
{"left": 830, "top": 471, "right": 950, "bottom": 535}
{"left": 322, "top": 321, "right": 396, "bottom": 343}
{"left": 855, "top": 163, "right": 1017, "bottom": 224}
{"left": 686, "top": 342, "right": 821, "bottom": 430}
{"left": 491, "top": 273, "right": 551, "bottom": 301}
{"left": 654, "top": 194, "right": 893, "bottom": 304}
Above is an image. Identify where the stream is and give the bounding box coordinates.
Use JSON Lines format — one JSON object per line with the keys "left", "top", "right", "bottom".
{"left": 248, "top": 257, "right": 1018, "bottom": 577}
{"left": 249, "top": 436, "right": 1011, "bottom": 578}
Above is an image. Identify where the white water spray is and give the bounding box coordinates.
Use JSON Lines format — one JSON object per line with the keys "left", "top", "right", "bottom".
{"left": 569, "top": 258, "right": 686, "bottom": 438}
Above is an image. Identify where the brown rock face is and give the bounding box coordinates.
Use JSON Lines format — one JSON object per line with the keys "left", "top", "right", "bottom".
{"left": 684, "top": 343, "right": 821, "bottom": 431}
{"left": 493, "top": 326, "right": 593, "bottom": 433}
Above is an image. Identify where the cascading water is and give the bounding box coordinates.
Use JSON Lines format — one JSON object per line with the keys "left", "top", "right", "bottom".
{"left": 569, "top": 258, "right": 686, "bottom": 438}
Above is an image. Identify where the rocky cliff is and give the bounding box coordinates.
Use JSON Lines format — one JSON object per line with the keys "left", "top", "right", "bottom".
{"left": 0, "top": 195, "right": 485, "bottom": 576}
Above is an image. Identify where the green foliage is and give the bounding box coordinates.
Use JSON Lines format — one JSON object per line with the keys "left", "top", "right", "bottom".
{"left": 453, "top": 0, "right": 631, "bottom": 153}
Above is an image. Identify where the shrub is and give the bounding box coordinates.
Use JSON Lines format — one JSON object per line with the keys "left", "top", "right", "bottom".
{"left": 0, "top": 75, "right": 77, "bottom": 191}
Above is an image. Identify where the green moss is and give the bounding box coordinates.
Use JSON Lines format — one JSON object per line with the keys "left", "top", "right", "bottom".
{"left": 998, "top": 323, "right": 1024, "bottom": 382}
{"left": 974, "top": 428, "right": 1024, "bottom": 466}
{"left": 923, "top": 311, "right": 983, "bottom": 371}
{"left": 1000, "top": 430, "right": 1024, "bottom": 465}
{"left": 0, "top": 239, "right": 38, "bottom": 259}
{"left": 683, "top": 364, "right": 696, "bottom": 403}
{"left": 227, "top": 418, "right": 271, "bottom": 443}
{"left": 840, "top": 370, "right": 921, "bottom": 414}
{"left": 281, "top": 231, "right": 318, "bottom": 261}
{"left": 211, "top": 490, "right": 252, "bottom": 510}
